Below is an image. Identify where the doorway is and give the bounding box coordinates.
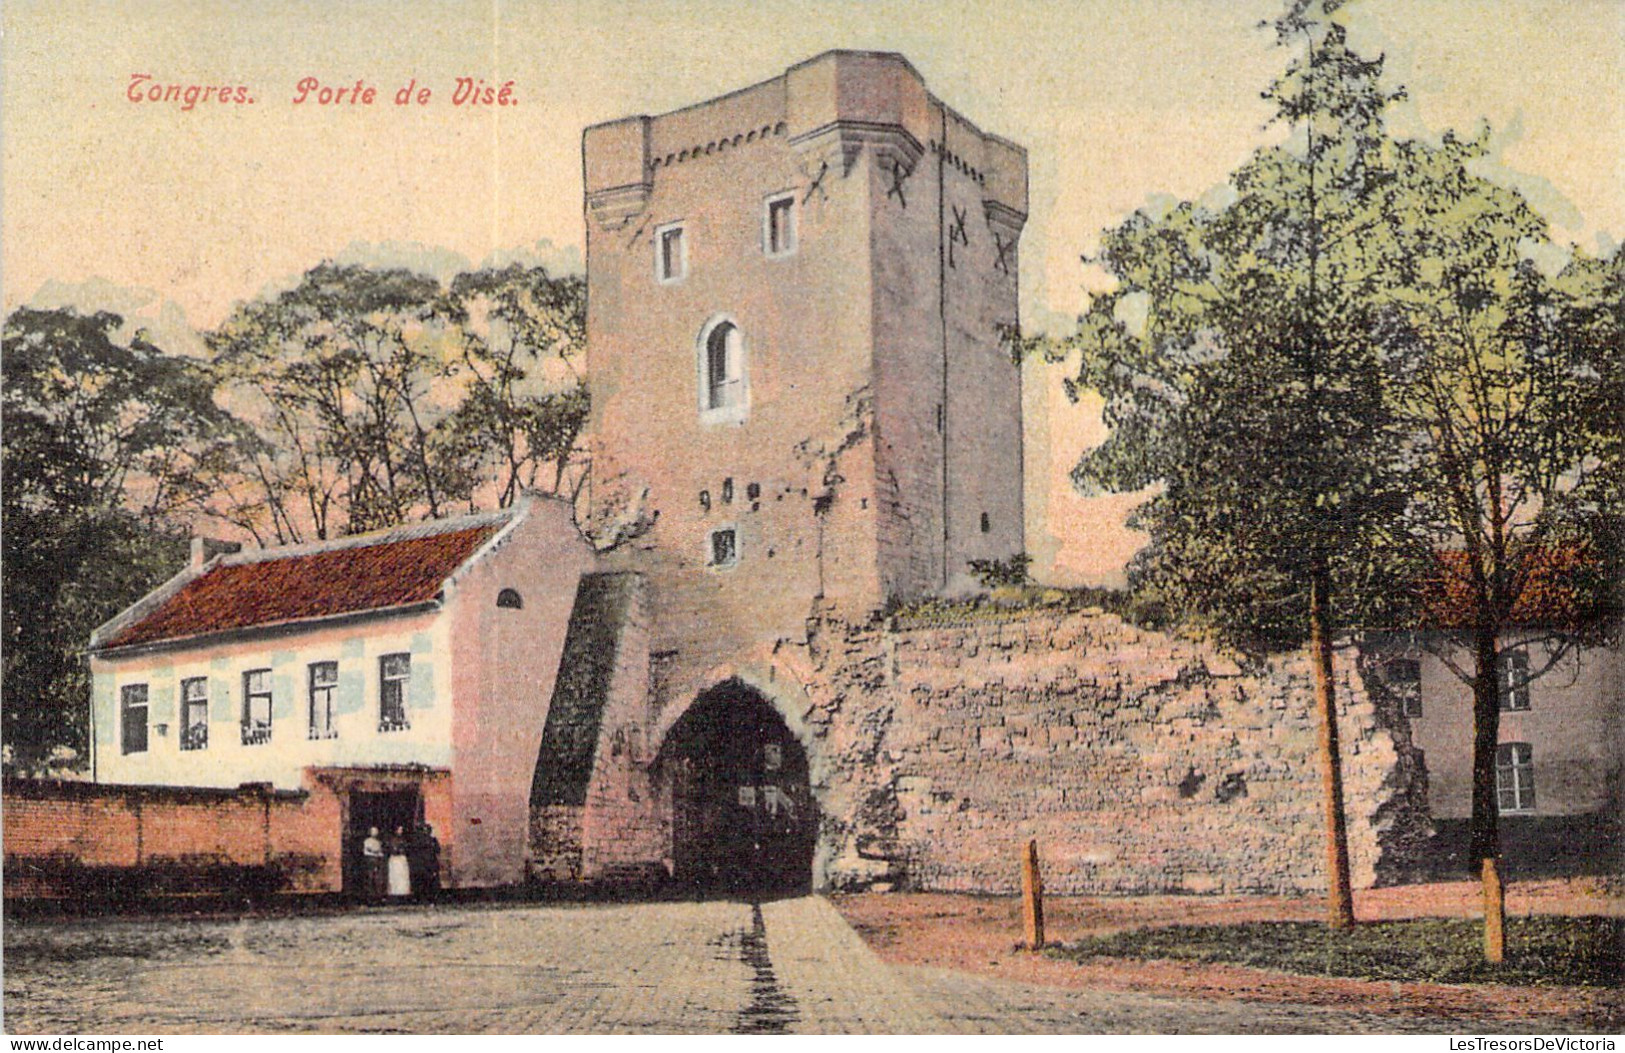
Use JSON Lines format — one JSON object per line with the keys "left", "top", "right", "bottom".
{"left": 342, "top": 788, "right": 421, "bottom": 897}
{"left": 661, "top": 681, "right": 816, "bottom": 896}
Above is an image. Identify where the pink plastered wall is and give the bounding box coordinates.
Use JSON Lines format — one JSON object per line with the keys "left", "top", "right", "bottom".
{"left": 447, "top": 496, "right": 597, "bottom": 887}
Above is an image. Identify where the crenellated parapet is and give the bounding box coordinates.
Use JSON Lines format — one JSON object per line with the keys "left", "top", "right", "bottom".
{"left": 583, "top": 51, "right": 1026, "bottom": 234}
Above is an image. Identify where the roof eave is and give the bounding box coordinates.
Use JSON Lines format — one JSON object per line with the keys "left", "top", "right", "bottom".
{"left": 90, "top": 598, "right": 444, "bottom": 661}
{"left": 441, "top": 493, "right": 533, "bottom": 600}
{"left": 89, "top": 561, "right": 210, "bottom": 651}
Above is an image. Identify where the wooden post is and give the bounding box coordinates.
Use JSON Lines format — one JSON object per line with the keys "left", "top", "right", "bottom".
{"left": 1482, "top": 857, "right": 1505, "bottom": 964}
{"left": 1021, "top": 838, "right": 1045, "bottom": 950}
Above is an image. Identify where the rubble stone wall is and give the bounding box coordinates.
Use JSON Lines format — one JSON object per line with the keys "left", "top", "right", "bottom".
{"left": 782, "top": 607, "right": 1430, "bottom": 894}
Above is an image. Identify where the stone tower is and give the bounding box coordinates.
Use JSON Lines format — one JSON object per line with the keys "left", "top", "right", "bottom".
{"left": 584, "top": 50, "right": 1027, "bottom": 676}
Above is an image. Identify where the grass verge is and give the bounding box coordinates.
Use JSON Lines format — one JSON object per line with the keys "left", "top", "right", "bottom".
{"left": 1048, "top": 915, "right": 1622, "bottom": 988}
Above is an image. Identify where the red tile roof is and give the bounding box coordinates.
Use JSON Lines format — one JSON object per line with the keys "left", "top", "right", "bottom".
{"left": 1422, "top": 545, "right": 1602, "bottom": 631}
{"left": 101, "top": 521, "right": 505, "bottom": 650}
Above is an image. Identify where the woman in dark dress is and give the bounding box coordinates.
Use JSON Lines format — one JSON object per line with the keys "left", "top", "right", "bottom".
{"left": 362, "top": 826, "right": 386, "bottom": 902}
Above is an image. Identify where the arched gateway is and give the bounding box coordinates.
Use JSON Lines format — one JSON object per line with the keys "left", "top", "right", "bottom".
{"left": 658, "top": 680, "right": 816, "bottom": 895}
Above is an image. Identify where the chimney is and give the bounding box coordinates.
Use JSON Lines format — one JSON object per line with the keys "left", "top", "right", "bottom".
{"left": 191, "top": 536, "right": 243, "bottom": 569}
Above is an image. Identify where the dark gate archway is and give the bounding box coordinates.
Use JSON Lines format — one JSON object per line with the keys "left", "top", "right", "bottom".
{"left": 660, "top": 681, "right": 816, "bottom": 896}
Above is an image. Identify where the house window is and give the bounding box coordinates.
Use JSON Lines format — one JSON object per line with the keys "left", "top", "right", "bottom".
{"left": 496, "top": 588, "right": 523, "bottom": 609}
{"left": 120, "top": 684, "right": 149, "bottom": 755}
{"left": 308, "top": 661, "right": 338, "bottom": 740}
{"left": 1387, "top": 658, "right": 1421, "bottom": 683}
{"left": 242, "top": 669, "right": 272, "bottom": 745}
{"left": 180, "top": 677, "right": 208, "bottom": 751}
{"left": 379, "top": 653, "right": 411, "bottom": 732}
{"left": 708, "top": 526, "right": 738, "bottom": 569}
{"left": 764, "top": 192, "right": 796, "bottom": 257}
{"left": 980, "top": 512, "right": 991, "bottom": 534}
{"left": 656, "top": 222, "right": 686, "bottom": 283}
{"left": 1496, "top": 742, "right": 1535, "bottom": 812}
{"left": 1499, "top": 649, "right": 1530, "bottom": 711}
{"left": 1387, "top": 658, "right": 1422, "bottom": 718}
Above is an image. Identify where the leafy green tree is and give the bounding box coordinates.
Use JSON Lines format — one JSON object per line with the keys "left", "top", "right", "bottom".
{"left": 1543, "top": 245, "right": 1624, "bottom": 567}
{"left": 2, "top": 308, "right": 228, "bottom": 770}
{"left": 1056, "top": 0, "right": 1616, "bottom": 945}
{"left": 207, "top": 262, "right": 590, "bottom": 541}
{"left": 1057, "top": 0, "right": 1421, "bottom": 926}
{"left": 444, "top": 264, "right": 589, "bottom": 507}
{"left": 206, "top": 263, "right": 465, "bottom": 541}
{"left": 1376, "top": 139, "right": 1621, "bottom": 945}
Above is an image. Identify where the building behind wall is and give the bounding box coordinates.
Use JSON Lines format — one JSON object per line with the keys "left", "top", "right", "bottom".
{"left": 1392, "top": 636, "right": 1624, "bottom": 877}
{"left": 583, "top": 49, "right": 1029, "bottom": 691}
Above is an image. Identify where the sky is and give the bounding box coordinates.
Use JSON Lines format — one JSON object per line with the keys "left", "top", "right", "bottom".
{"left": 3, "top": 0, "right": 1621, "bottom": 584}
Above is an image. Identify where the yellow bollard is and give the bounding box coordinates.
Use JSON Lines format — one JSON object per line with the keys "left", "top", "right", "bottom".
{"left": 1022, "top": 838, "right": 1045, "bottom": 950}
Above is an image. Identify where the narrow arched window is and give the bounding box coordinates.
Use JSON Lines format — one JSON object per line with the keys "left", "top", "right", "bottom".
{"left": 707, "top": 323, "right": 740, "bottom": 409}
{"left": 496, "top": 588, "right": 523, "bottom": 609}
{"left": 697, "top": 317, "right": 748, "bottom": 423}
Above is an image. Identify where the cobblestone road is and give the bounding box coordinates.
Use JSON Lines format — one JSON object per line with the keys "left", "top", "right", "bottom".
{"left": 1, "top": 897, "right": 1509, "bottom": 1034}
{"left": 4, "top": 898, "right": 935, "bottom": 1034}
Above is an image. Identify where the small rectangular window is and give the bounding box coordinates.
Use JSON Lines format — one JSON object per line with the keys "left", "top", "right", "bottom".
{"left": 180, "top": 677, "right": 208, "bottom": 751}
{"left": 765, "top": 193, "right": 796, "bottom": 256}
{"left": 709, "top": 527, "right": 738, "bottom": 568}
{"left": 309, "top": 661, "right": 339, "bottom": 740}
{"left": 1499, "top": 650, "right": 1530, "bottom": 711}
{"left": 121, "top": 684, "right": 149, "bottom": 755}
{"left": 656, "top": 222, "right": 686, "bottom": 283}
{"left": 380, "top": 653, "right": 411, "bottom": 732}
{"left": 242, "top": 669, "right": 272, "bottom": 745}
{"left": 1387, "top": 658, "right": 1422, "bottom": 718}
{"left": 1495, "top": 742, "right": 1535, "bottom": 812}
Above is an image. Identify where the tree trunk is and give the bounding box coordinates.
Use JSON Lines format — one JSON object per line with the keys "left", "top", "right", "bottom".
{"left": 1310, "top": 571, "right": 1356, "bottom": 928}
{"left": 1468, "top": 621, "right": 1505, "bottom": 961}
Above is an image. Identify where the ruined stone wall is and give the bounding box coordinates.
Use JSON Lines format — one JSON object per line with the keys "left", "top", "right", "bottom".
{"left": 782, "top": 608, "right": 1430, "bottom": 894}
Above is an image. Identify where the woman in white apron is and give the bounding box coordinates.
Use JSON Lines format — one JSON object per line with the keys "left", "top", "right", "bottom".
{"left": 386, "top": 825, "right": 412, "bottom": 899}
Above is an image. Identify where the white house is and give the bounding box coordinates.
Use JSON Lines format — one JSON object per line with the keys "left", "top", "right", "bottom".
{"left": 86, "top": 493, "right": 596, "bottom": 889}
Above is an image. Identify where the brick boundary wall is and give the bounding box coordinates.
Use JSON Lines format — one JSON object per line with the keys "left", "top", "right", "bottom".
{"left": 2, "top": 777, "right": 343, "bottom": 901}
